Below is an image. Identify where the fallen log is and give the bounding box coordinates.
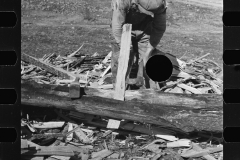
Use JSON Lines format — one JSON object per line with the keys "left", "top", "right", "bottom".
{"left": 21, "top": 81, "right": 223, "bottom": 133}
{"left": 25, "top": 81, "right": 222, "bottom": 110}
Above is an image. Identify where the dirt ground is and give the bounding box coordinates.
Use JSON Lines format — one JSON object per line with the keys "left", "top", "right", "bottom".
{"left": 21, "top": 0, "right": 223, "bottom": 69}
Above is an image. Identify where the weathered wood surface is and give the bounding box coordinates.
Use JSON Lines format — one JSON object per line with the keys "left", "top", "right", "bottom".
{"left": 21, "top": 81, "right": 223, "bottom": 133}
{"left": 114, "top": 24, "right": 132, "bottom": 101}
{"left": 27, "top": 81, "right": 222, "bottom": 109}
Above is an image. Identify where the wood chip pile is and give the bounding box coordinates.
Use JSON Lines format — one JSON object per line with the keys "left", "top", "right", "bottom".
{"left": 21, "top": 48, "right": 223, "bottom": 160}
{"left": 21, "top": 109, "right": 223, "bottom": 160}
{"left": 21, "top": 47, "right": 223, "bottom": 94}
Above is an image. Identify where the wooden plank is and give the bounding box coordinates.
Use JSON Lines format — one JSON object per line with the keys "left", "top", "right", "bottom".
{"left": 113, "top": 24, "right": 132, "bottom": 101}
{"left": 177, "top": 83, "right": 202, "bottom": 94}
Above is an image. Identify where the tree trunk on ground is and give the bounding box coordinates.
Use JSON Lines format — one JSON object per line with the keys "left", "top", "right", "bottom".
{"left": 21, "top": 81, "right": 223, "bottom": 133}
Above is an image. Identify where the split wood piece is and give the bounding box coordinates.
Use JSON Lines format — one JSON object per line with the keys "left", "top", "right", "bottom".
{"left": 21, "top": 156, "right": 44, "bottom": 160}
{"left": 21, "top": 66, "right": 36, "bottom": 75}
{"left": 173, "top": 71, "right": 193, "bottom": 79}
{"left": 177, "top": 83, "right": 202, "bottom": 94}
{"left": 192, "top": 143, "right": 217, "bottom": 160}
{"left": 22, "top": 53, "right": 85, "bottom": 81}
{"left": 141, "top": 139, "right": 165, "bottom": 151}
{"left": 91, "top": 149, "right": 113, "bottom": 160}
{"left": 186, "top": 53, "right": 211, "bottom": 65}
{"left": 49, "top": 156, "right": 71, "bottom": 160}
{"left": 57, "top": 79, "right": 75, "bottom": 84}
{"left": 168, "top": 86, "right": 183, "bottom": 93}
{"left": 40, "top": 79, "right": 51, "bottom": 84}
{"left": 114, "top": 24, "right": 132, "bottom": 101}
{"left": 198, "top": 87, "right": 212, "bottom": 94}
{"left": 101, "top": 51, "right": 112, "bottom": 64}
{"left": 67, "top": 123, "right": 73, "bottom": 142}
{"left": 21, "top": 139, "right": 40, "bottom": 149}
{"left": 21, "top": 146, "right": 75, "bottom": 157}
{"left": 31, "top": 122, "right": 65, "bottom": 129}
{"left": 204, "top": 80, "right": 222, "bottom": 94}
{"left": 166, "top": 139, "right": 191, "bottom": 147}
{"left": 74, "top": 127, "right": 91, "bottom": 143}
{"left": 58, "top": 142, "right": 89, "bottom": 154}
{"left": 68, "top": 141, "right": 94, "bottom": 149}
{"left": 30, "top": 76, "right": 47, "bottom": 79}
{"left": 68, "top": 43, "right": 84, "bottom": 58}
{"left": 212, "top": 78, "right": 223, "bottom": 87}
{"left": 22, "top": 81, "right": 223, "bottom": 132}
{"left": 42, "top": 53, "right": 55, "bottom": 62}
{"left": 100, "top": 65, "right": 111, "bottom": 78}
{"left": 41, "top": 54, "right": 48, "bottom": 60}
{"left": 27, "top": 141, "right": 40, "bottom": 149}
{"left": 155, "top": 135, "right": 178, "bottom": 141}
{"left": 160, "top": 78, "right": 190, "bottom": 91}
{"left": 180, "top": 145, "right": 223, "bottom": 158}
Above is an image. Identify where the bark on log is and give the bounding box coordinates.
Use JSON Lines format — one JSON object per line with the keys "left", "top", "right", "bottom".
{"left": 21, "top": 81, "right": 223, "bottom": 133}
